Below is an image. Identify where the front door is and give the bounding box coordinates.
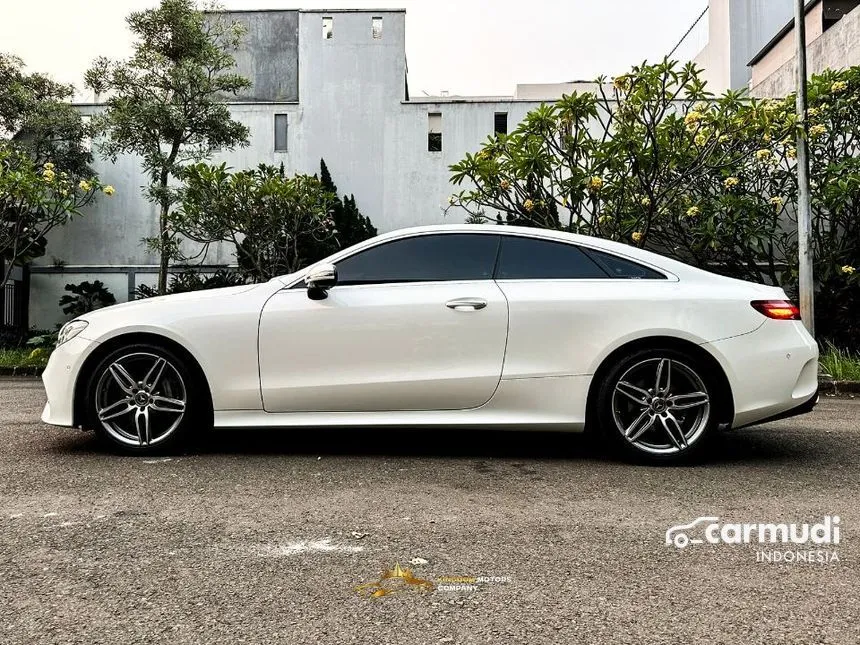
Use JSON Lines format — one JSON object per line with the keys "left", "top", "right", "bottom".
{"left": 258, "top": 233, "right": 508, "bottom": 413}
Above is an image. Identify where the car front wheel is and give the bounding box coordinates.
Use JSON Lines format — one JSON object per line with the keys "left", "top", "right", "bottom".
{"left": 86, "top": 343, "right": 204, "bottom": 455}
{"left": 597, "top": 348, "right": 718, "bottom": 463}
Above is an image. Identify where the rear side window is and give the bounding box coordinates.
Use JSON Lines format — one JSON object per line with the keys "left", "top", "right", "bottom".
{"left": 335, "top": 233, "right": 500, "bottom": 285}
{"left": 495, "top": 236, "right": 608, "bottom": 279}
{"left": 585, "top": 248, "right": 667, "bottom": 279}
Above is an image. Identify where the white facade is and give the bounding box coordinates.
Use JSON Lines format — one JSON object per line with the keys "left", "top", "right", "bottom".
{"left": 31, "top": 8, "right": 560, "bottom": 328}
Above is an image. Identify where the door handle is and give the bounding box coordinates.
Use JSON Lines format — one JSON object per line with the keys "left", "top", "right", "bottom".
{"left": 446, "top": 298, "right": 488, "bottom": 311}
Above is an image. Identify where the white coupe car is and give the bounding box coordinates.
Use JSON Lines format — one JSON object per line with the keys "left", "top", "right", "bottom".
{"left": 41, "top": 224, "right": 819, "bottom": 463}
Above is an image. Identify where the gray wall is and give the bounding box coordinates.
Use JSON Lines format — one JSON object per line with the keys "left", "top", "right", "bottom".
{"left": 216, "top": 10, "right": 299, "bottom": 103}
{"left": 729, "top": 0, "right": 794, "bottom": 89}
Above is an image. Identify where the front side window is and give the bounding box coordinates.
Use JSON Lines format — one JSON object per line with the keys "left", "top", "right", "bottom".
{"left": 496, "top": 236, "right": 608, "bottom": 279}
{"left": 335, "top": 234, "right": 500, "bottom": 285}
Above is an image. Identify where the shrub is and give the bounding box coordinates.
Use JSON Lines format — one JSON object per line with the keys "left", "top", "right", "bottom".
{"left": 59, "top": 280, "right": 116, "bottom": 317}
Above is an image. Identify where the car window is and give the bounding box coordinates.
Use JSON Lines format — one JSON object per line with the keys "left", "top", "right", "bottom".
{"left": 495, "top": 236, "right": 608, "bottom": 279}
{"left": 584, "top": 248, "right": 667, "bottom": 280}
{"left": 334, "top": 233, "right": 500, "bottom": 285}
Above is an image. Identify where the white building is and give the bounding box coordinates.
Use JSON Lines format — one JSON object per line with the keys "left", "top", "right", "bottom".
{"left": 31, "top": 8, "right": 575, "bottom": 328}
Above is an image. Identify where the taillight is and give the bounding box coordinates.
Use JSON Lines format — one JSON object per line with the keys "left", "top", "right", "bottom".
{"left": 751, "top": 300, "right": 802, "bottom": 320}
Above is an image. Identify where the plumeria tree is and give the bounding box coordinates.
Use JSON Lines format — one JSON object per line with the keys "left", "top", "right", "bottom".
{"left": 1, "top": 53, "right": 105, "bottom": 288}
{"left": 85, "top": 0, "right": 251, "bottom": 294}
{"left": 1, "top": 144, "right": 111, "bottom": 288}
{"left": 173, "top": 163, "right": 336, "bottom": 281}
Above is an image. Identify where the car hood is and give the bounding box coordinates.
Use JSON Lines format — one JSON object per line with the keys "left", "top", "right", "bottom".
{"left": 74, "top": 283, "right": 264, "bottom": 327}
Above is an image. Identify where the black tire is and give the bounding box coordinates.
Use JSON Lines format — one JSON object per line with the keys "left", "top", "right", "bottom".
{"left": 596, "top": 347, "right": 720, "bottom": 464}
{"left": 85, "top": 343, "right": 209, "bottom": 455}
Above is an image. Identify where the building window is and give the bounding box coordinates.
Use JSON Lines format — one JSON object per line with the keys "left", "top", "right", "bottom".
{"left": 322, "top": 16, "right": 333, "bottom": 39}
{"left": 494, "top": 112, "right": 508, "bottom": 135}
{"left": 274, "top": 114, "right": 288, "bottom": 152}
{"left": 372, "top": 16, "right": 383, "bottom": 39}
{"left": 428, "top": 113, "right": 442, "bottom": 152}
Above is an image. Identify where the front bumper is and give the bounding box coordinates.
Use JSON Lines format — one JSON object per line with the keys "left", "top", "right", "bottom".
{"left": 41, "top": 335, "right": 99, "bottom": 427}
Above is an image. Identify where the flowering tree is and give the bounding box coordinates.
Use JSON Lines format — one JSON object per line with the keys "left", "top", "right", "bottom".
{"left": 1, "top": 145, "right": 111, "bottom": 288}
{"left": 1, "top": 53, "right": 105, "bottom": 289}
{"left": 173, "top": 163, "right": 336, "bottom": 281}
{"left": 85, "top": 0, "right": 251, "bottom": 294}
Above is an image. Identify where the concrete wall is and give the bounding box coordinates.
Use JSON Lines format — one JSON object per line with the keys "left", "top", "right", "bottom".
{"left": 750, "top": 3, "right": 823, "bottom": 89}
{"left": 217, "top": 10, "right": 300, "bottom": 103}
{"left": 751, "top": 3, "right": 860, "bottom": 97}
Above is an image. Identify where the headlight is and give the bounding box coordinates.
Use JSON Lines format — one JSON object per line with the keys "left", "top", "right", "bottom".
{"left": 57, "top": 320, "right": 89, "bottom": 346}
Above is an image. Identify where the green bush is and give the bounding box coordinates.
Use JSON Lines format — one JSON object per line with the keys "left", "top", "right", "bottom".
{"left": 59, "top": 280, "right": 116, "bottom": 317}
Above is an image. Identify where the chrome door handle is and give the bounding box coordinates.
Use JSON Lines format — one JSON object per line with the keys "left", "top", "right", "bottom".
{"left": 446, "top": 298, "right": 488, "bottom": 311}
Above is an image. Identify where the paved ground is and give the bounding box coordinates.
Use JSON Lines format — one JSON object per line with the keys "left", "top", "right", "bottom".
{"left": 1, "top": 378, "right": 858, "bottom": 645}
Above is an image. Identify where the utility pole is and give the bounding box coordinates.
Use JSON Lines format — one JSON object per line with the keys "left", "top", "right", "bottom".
{"left": 794, "top": 0, "right": 815, "bottom": 335}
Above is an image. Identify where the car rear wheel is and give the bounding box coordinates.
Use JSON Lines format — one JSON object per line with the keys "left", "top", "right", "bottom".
{"left": 85, "top": 343, "right": 205, "bottom": 455}
{"left": 597, "top": 348, "right": 717, "bottom": 463}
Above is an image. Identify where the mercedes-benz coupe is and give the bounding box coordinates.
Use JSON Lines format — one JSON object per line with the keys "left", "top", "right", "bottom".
{"left": 41, "top": 224, "right": 819, "bottom": 463}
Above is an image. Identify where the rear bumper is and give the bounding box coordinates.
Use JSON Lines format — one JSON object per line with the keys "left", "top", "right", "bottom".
{"left": 704, "top": 320, "right": 819, "bottom": 428}
{"left": 732, "top": 387, "right": 819, "bottom": 430}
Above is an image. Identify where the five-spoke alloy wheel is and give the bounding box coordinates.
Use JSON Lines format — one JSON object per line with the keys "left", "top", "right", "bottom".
{"left": 86, "top": 344, "right": 203, "bottom": 454}
{"left": 597, "top": 348, "right": 718, "bottom": 463}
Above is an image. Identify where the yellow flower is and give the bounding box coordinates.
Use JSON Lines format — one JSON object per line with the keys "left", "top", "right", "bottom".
{"left": 640, "top": 196, "right": 651, "bottom": 207}
{"left": 42, "top": 168, "right": 56, "bottom": 182}
{"left": 694, "top": 132, "right": 707, "bottom": 147}
{"left": 770, "top": 196, "right": 784, "bottom": 208}
{"left": 809, "top": 124, "right": 827, "bottom": 138}
{"left": 786, "top": 146, "right": 797, "bottom": 159}
{"left": 807, "top": 107, "right": 820, "bottom": 119}
{"left": 755, "top": 148, "right": 771, "bottom": 161}
{"left": 598, "top": 214, "right": 612, "bottom": 225}
{"left": 102, "top": 185, "right": 115, "bottom": 196}
{"left": 831, "top": 80, "right": 848, "bottom": 94}
{"left": 78, "top": 180, "right": 92, "bottom": 192}
{"left": 613, "top": 76, "right": 629, "bottom": 91}
{"left": 631, "top": 231, "right": 643, "bottom": 243}
{"left": 43, "top": 162, "right": 55, "bottom": 171}
{"left": 724, "top": 176, "right": 740, "bottom": 189}
{"left": 684, "top": 110, "right": 704, "bottom": 131}
{"left": 587, "top": 176, "right": 604, "bottom": 192}
{"left": 686, "top": 206, "right": 700, "bottom": 218}
{"left": 842, "top": 265, "right": 856, "bottom": 275}
{"left": 694, "top": 102, "right": 709, "bottom": 113}
{"left": 523, "top": 199, "right": 535, "bottom": 212}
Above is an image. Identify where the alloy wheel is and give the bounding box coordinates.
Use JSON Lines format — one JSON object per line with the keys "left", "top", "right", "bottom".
{"left": 94, "top": 352, "right": 187, "bottom": 447}
{"left": 611, "top": 357, "right": 711, "bottom": 455}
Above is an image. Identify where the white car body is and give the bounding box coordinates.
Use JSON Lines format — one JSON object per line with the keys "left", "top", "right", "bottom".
{"left": 41, "top": 224, "right": 819, "bottom": 437}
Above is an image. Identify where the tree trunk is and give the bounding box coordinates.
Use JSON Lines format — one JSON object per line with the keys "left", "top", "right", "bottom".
{"left": 158, "top": 200, "right": 169, "bottom": 295}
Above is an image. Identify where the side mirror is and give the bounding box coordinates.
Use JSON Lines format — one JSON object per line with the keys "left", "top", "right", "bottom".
{"left": 306, "top": 263, "right": 338, "bottom": 299}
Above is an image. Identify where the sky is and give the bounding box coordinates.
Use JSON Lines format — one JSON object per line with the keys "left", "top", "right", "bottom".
{"left": 0, "top": 0, "right": 707, "bottom": 99}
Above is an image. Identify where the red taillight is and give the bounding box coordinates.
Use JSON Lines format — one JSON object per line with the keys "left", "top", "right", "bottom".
{"left": 751, "top": 300, "right": 802, "bottom": 320}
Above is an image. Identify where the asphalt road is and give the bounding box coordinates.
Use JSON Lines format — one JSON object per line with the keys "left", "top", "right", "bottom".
{"left": 1, "top": 378, "right": 859, "bottom": 645}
